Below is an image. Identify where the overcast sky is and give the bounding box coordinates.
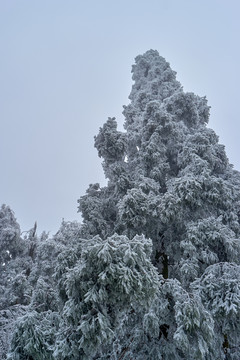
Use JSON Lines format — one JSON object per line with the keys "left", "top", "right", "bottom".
{"left": 1, "top": 0, "right": 240, "bottom": 234}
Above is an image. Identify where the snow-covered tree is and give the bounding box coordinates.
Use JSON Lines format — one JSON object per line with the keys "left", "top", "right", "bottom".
{"left": 0, "top": 210, "right": 62, "bottom": 359}
{"left": 77, "top": 50, "right": 240, "bottom": 358}
{"left": 0, "top": 205, "right": 29, "bottom": 359}
{"left": 54, "top": 234, "right": 159, "bottom": 360}
{"left": 7, "top": 310, "right": 60, "bottom": 360}
{"left": 0, "top": 204, "right": 22, "bottom": 267}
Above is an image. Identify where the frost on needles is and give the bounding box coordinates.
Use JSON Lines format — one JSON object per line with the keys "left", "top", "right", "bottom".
{"left": 1, "top": 50, "right": 240, "bottom": 359}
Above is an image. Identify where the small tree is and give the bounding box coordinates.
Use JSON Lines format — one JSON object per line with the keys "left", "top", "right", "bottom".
{"left": 54, "top": 234, "right": 159, "bottom": 359}
{"left": 0, "top": 205, "right": 28, "bottom": 359}
{"left": 0, "top": 205, "right": 22, "bottom": 266}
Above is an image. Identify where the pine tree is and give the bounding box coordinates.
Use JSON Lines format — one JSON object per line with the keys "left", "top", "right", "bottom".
{"left": 77, "top": 50, "right": 240, "bottom": 358}
{"left": 6, "top": 227, "right": 65, "bottom": 360}
{"left": 53, "top": 234, "right": 159, "bottom": 359}
{"left": 0, "top": 205, "right": 28, "bottom": 359}
{"left": 1, "top": 209, "right": 62, "bottom": 359}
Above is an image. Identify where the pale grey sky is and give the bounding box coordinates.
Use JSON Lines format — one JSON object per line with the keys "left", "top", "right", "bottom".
{"left": 1, "top": 0, "right": 240, "bottom": 233}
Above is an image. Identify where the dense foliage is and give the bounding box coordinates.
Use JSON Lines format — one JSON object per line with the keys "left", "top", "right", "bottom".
{"left": 1, "top": 50, "right": 240, "bottom": 359}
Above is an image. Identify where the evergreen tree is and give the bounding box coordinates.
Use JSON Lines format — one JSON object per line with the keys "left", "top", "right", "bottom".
{"left": 6, "top": 227, "right": 64, "bottom": 360}
{"left": 0, "top": 204, "right": 22, "bottom": 268}
{"left": 0, "top": 209, "right": 62, "bottom": 359}
{"left": 53, "top": 234, "right": 159, "bottom": 359}
{"left": 77, "top": 50, "right": 240, "bottom": 358}
{"left": 0, "top": 205, "right": 29, "bottom": 359}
